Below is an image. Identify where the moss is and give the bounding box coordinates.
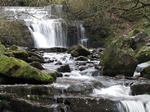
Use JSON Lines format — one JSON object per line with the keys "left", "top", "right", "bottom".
{"left": 70, "top": 44, "right": 90, "bottom": 57}
{"left": 0, "top": 55, "right": 53, "bottom": 84}
{"left": 0, "top": 42, "right": 6, "bottom": 53}
{"left": 136, "top": 46, "right": 150, "bottom": 63}
{"left": 141, "top": 65, "right": 150, "bottom": 79}
{"left": 100, "top": 36, "right": 138, "bottom": 76}
{"left": 9, "top": 45, "right": 18, "bottom": 50}
{"left": 12, "top": 66, "right": 52, "bottom": 83}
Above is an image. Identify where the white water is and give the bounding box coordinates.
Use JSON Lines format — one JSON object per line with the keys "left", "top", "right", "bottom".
{"left": 133, "top": 61, "right": 150, "bottom": 76}
{"left": 3, "top": 6, "right": 88, "bottom": 48}
{"left": 42, "top": 52, "right": 150, "bottom": 112}
{"left": 91, "top": 85, "right": 150, "bottom": 112}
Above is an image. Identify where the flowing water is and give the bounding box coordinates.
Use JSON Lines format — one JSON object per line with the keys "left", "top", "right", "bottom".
{"left": 42, "top": 52, "right": 150, "bottom": 112}
{"left": 2, "top": 5, "right": 88, "bottom": 48}
{"left": 1, "top": 5, "right": 150, "bottom": 112}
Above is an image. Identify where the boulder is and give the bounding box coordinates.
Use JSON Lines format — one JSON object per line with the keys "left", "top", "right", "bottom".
{"left": 9, "top": 45, "right": 18, "bottom": 50}
{"left": 30, "top": 61, "right": 44, "bottom": 70}
{"left": 4, "top": 49, "right": 28, "bottom": 60}
{"left": 57, "top": 64, "right": 71, "bottom": 73}
{"left": 141, "top": 65, "right": 150, "bottom": 79}
{"left": 27, "top": 51, "right": 44, "bottom": 63}
{"left": 0, "top": 54, "right": 53, "bottom": 84}
{"left": 69, "top": 44, "right": 90, "bottom": 57}
{"left": 131, "top": 82, "right": 150, "bottom": 95}
{"left": 136, "top": 46, "right": 150, "bottom": 63}
{"left": 100, "top": 36, "right": 138, "bottom": 76}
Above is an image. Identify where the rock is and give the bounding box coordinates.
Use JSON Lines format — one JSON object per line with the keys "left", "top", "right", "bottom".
{"left": 136, "top": 46, "right": 150, "bottom": 63}
{"left": 55, "top": 61, "right": 62, "bottom": 65}
{"left": 0, "top": 55, "right": 53, "bottom": 84}
{"left": 131, "top": 82, "right": 150, "bottom": 95}
{"left": 27, "top": 51, "right": 44, "bottom": 63}
{"left": 57, "top": 97, "right": 118, "bottom": 112}
{"left": 4, "top": 49, "right": 28, "bottom": 60}
{"left": 141, "top": 65, "right": 150, "bottom": 79}
{"left": 9, "top": 45, "right": 18, "bottom": 50}
{"left": 57, "top": 64, "right": 71, "bottom": 73}
{"left": 0, "top": 42, "right": 6, "bottom": 53}
{"left": 42, "top": 70, "right": 63, "bottom": 80}
{"left": 0, "top": 20, "right": 34, "bottom": 47}
{"left": 30, "top": 61, "right": 44, "bottom": 70}
{"left": 131, "top": 31, "right": 149, "bottom": 50}
{"left": 76, "top": 56, "right": 88, "bottom": 61}
{"left": 69, "top": 44, "right": 90, "bottom": 57}
{"left": 100, "top": 36, "right": 138, "bottom": 76}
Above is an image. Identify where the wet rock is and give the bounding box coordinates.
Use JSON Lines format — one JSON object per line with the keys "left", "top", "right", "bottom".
{"left": 141, "top": 65, "right": 150, "bottom": 79}
{"left": 30, "top": 61, "right": 44, "bottom": 70}
{"left": 131, "top": 82, "right": 150, "bottom": 95}
{"left": 55, "top": 61, "right": 62, "bottom": 65}
{"left": 57, "top": 64, "right": 71, "bottom": 73}
{"left": 0, "top": 55, "right": 53, "bottom": 84}
{"left": 76, "top": 56, "right": 88, "bottom": 61}
{"left": 69, "top": 44, "right": 90, "bottom": 57}
{"left": 42, "top": 70, "right": 63, "bottom": 80}
{"left": 57, "top": 96, "right": 118, "bottom": 112}
{"left": 136, "top": 46, "right": 150, "bottom": 63}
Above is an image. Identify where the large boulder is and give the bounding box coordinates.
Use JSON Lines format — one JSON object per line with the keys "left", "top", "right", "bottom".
{"left": 136, "top": 46, "right": 150, "bottom": 63}
{"left": 0, "top": 54, "right": 53, "bottom": 84}
{"left": 69, "top": 44, "right": 90, "bottom": 57}
{"left": 131, "top": 82, "right": 150, "bottom": 95}
{"left": 4, "top": 46, "right": 44, "bottom": 63}
{"left": 100, "top": 36, "right": 138, "bottom": 76}
{"left": 57, "top": 64, "right": 71, "bottom": 73}
{"left": 141, "top": 65, "right": 150, "bottom": 79}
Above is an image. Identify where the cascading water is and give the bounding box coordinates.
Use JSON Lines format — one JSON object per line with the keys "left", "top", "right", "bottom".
{"left": 2, "top": 5, "right": 88, "bottom": 48}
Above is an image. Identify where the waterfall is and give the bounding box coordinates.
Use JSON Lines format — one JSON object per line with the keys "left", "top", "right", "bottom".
{"left": 2, "top": 5, "right": 88, "bottom": 48}
{"left": 90, "top": 85, "right": 150, "bottom": 112}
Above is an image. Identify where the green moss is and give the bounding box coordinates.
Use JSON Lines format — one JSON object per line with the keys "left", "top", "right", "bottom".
{"left": 70, "top": 44, "right": 90, "bottom": 57}
{"left": 12, "top": 66, "right": 52, "bottom": 83}
{"left": 9, "top": 45, "right": 18, "bottom": 50}
{"left": 136, "top": 46, "right": 150, "bottom": 63}
{"left": 100, "top": 36, "right": 138, "bottom": 76}
{"left": 141, "top": 65, "right": 150, "bottom": 79}
{"left": 0, "top": 55, "right": 53, "bottom": 83}
{"left": 0, "top": 42, "right": 6, "bottom": 53}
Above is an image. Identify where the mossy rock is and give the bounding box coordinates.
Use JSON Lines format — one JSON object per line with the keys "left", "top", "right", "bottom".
{"left": 136, "top": 46, "right": 150, "bottom": 63}
{"left": 141, "top": 65, "right": 150, "bottom": 79}
{"left": 4, "top": 49, "right": 28, "bottom": 60}
{"left": 30, "top": 61, "right": 44, "bottom": 70}
{"left": 9, "top": 45, "right": 18, "bottom": 50}
{"left": 0, "top": 55, "right": 53, "bottom": 84}
{"left": 0, "top": 42, "right": 6, "bottom": 53}
{"left": 27, "top": 51, "right": 44, "bottom": 63}
{"left": 100, "top": 36, "right": 138, "bottom": 76}
{"left": 70, "top": 44, "right": 90, "bottom": 57}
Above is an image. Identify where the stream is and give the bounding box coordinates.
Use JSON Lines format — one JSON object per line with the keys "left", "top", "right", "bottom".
{"left": 0, "top": 5, "right": 150, "bottom": 112}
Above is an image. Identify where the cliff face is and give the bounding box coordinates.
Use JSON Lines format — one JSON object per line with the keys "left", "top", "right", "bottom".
{"left": 0, "top": 20, "right": 34, "bottom": 47}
